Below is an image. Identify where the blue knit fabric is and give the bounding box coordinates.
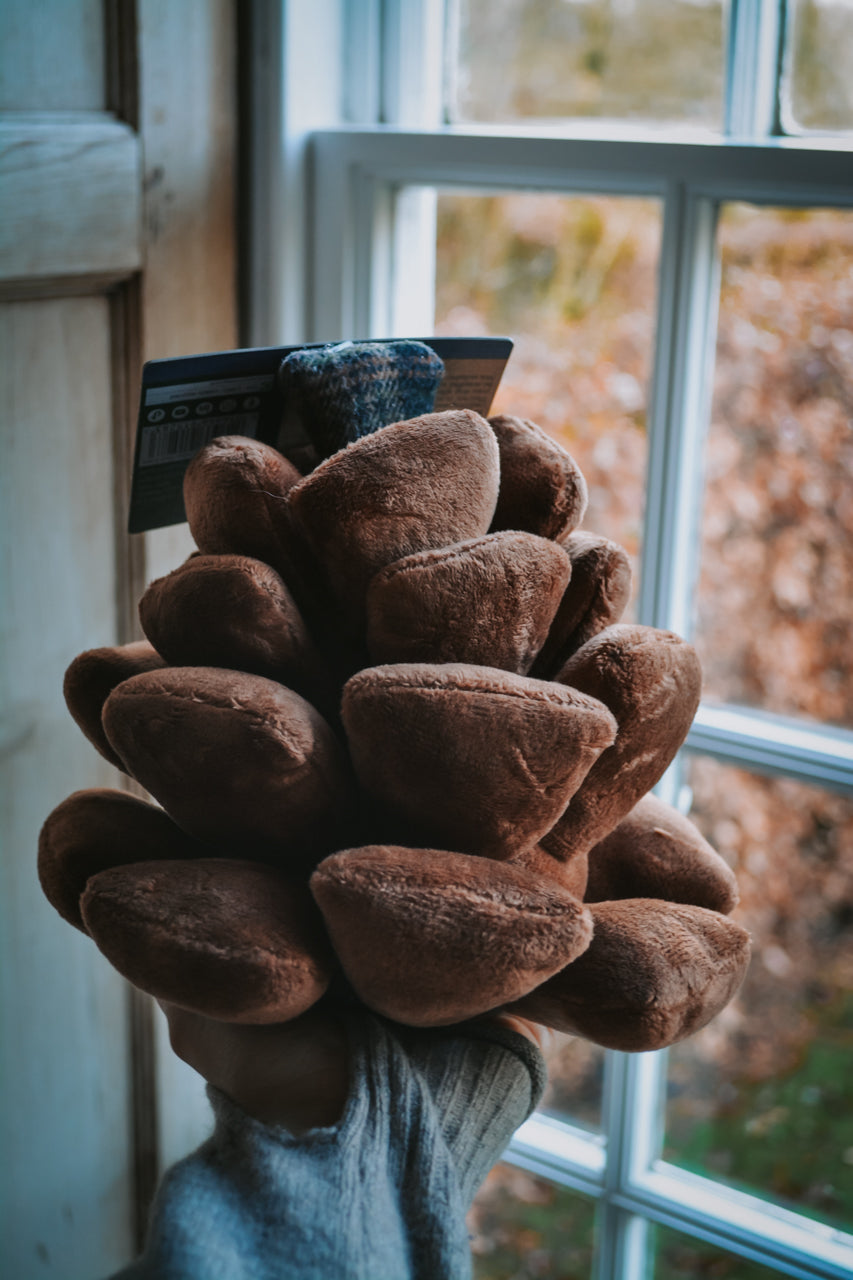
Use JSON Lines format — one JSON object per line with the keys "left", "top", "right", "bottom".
{"left": 109, "top": 1014, "right": 545, "bottom": 1280}
{"left": 279, "top": 341, "right": 445, "bottom": 459}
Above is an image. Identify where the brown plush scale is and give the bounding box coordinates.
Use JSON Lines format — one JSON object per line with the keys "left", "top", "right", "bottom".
{"left": 39, "top": 408, "right": 750, "bottom": 1050}
{"left": 510, "top": 899, "right": 751, "bottom": 1051}
{"left": 531, "top": 531, "right": 632, "bottom": 678}
{"left": 366, "top": 531, "right": 571, "bottom": 673}
{"left": 182, "top": 436, "right": 302, "bottom": 574}
{"left": 102, "top": 667, "right": 356, "bottom": 872}
{"left": 342, "top": 662, "right": 617, "bottom": 859}
{"left": 38, "top": 789, "right": 205, "bottom": 930}
{"left": 543, "top": 624, "right": 703, "bottom": 860}
{"left": 63, "top": 641, "right": 166, "bottom": 770}
{"left": 311, "top": 845, "right": 594, "bottom": 1025}
{"left": 287, "top": 409, "right": 501, "bottom": 626}
{"left": 81, "top": 858, "right": 334, "bottom": 1024}
{"left": 488, "top": 414, "right": 588, "bottom": 541}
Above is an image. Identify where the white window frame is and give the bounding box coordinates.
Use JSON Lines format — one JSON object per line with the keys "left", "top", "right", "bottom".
{"left": 245, "top": 3, "right": 853, "bottom": 1276}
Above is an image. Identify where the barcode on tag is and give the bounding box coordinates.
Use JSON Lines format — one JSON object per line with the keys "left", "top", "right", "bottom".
{"left": 139, "top": 414, "right": 261, "bottom": 465}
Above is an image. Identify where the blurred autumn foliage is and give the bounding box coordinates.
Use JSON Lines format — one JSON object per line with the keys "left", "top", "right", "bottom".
{"left": 436, "top": 192, "right": 658, "bottom": 587}
{"left": 671, "top": 762, "right": 853, "bottom": 1231}
{"left": 699, "top": 206, "right": 853, "bottom": 730}
{"left": 438, "top": 3, "right": 853, "bottom": 1270}
{"left": 437, "top": 191, "right": 853, "bottom": 1269}
{"left": 451, "top": 0, "right": 853, "bottom": 135}
{"left": 468, "top": 1167, "right": 595, "bottom": 1280}
{"left": 451, "top": 0, "right": 724, "bottom": 126}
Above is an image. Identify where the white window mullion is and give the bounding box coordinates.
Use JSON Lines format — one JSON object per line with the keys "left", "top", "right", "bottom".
{"left": 355, "top": 166, "right": 391, "bottom": 338}
{"left": 639, "top": 183, "right": 721, "bottom": 637}
{"left": 244, "top": 0, "right": 344, "bottom": 346}
{"left": 310, "top": 134, "right": 400, "bottom": 342}
{"left": 508, "top": 1111, "right": 605, "bottom": 1195}
{"left": 618, "top": 174, "right": 722, "bottom": 1278}
{"left": 596, "top": 1051, "right": 669, "bottom": 1280}
{"left": 594, "top": 1201, "right": 650, "bottom": 1280}
{"left": 389, "top": 185, "right": 438, "bottom": 337}
{"left": 379, "top": 0, "right": 445, "bottom": 128}
{"left": 343, "top": 0, "right": 383, "bottom": 125}
{"left": 378, "top": 0, "right": 442, "bottom": 338}
{"left": 310, "top": 133, "right": 357, "bottom": 341}
{"left": 626, "top": 1162, "right": 853, "bottom": 1279}
{"left": 725, "top": 0, "right": 786, "bottom": 138}
{"left": 688, "top": 703, "right": 853, "bottom": 794}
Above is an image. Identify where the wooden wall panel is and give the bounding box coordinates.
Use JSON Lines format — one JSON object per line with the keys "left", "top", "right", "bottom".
{"left": 139, "top": 0, "right": 238, "bottom": 602}
{"left": 0, "top": 0, "right": 106, "bottom": 111}
{"left": 0, "top": 297, "right": 134, "bottom": 1278}
{"left": 131, "top": 0, "right": 240, "bottom": 1175}
{"left": 0, "top": 120, "right": 142, "bottom": 292}
{"left": 0, "top": 3, "right": 240, "bottom": 1268}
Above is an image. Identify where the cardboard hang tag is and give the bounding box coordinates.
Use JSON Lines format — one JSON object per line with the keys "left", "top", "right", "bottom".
{"left": 128, "top": 336, "right": 513, "bottom": 534}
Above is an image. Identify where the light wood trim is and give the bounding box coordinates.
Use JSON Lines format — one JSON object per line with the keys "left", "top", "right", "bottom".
{"left": 111, "top": 275, "right": 156, "bottom": 1248}
{"left": 105, "top": 0, "right": 140, "bottom": 130}
{"left": 137, "top": 3, "right": 237, "bottom": 366}
{"left": 110, "top": 277, "right": 147, "bottom": 645}
{"left": 0, "top": 119, "right": 142, "bottom": 283}
{"left": 0, "top": 270, "right": 140, "bottom": 301}
{"left": 135, "top": 0, "right": 239, "bottom": 1187}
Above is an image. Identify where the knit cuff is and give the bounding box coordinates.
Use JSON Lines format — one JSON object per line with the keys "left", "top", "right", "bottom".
{"left": 401, "top": 1020, "right": 547, "bottom": 1205}
{"left": 455, "top": 1018, "right": 549, "bottom": 1109}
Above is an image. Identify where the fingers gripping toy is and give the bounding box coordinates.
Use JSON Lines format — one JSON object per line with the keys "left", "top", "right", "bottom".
{"left": 39, "top": 342, "right": 750, "bottom": 1050}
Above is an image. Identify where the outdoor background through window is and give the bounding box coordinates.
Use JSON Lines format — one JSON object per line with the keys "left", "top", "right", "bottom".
{"left": 435, "top": 191, "right": 662, "bottom": 608}
{"left": 667, "top": 761, "right": 853, "bottom": 1235}
{"left": 468, "top": 1168, "right": 596, "bottom": 1279}
{"left": 447, "top": 0, "right": 725, "bottom": 128}
{"left": 786, "top": 0, "right": 853, "bottom": 132}
{"left": 434, "top": 3, "right": 853, "bottom": 1274}
{"left": 695, "top": 205, "right": 853, "bottom": 732}
{"left": 437, "top": 194, "right": 853, "bottom": 1273}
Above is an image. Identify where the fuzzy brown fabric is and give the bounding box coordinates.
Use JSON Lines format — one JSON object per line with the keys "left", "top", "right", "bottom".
{"left": 342, "top": 663, "right": 617, "bottom": 860}
{"left": 510, "top": 842, "right": 590, "bottom": 898}
{"left": 586, "top": 793, "right": 739, "bottom": 914}
{"left": 183, "top": 438, "right": 353, "bottom": 673}
{"left": 287, "top": 411, "right": 501, "bottom": 624}
{"left": 311, "top": 845, "right": 593, "bottom": 1025}
{"left": 38, "top": 788, "right": 204, "bottom": 931}
{"left": 543, "top": 625, "right": 702, "bottom": 860}
{"left": 81, "top": 858, "right": 333, "bottom": 1023}
{"left": 139, "top": 554, "right": 327, "bottom": 697}
{"left": 183, "top": 436, "right": 303, "bottom": 580}
{"left": 510, "top": 898, "right": 751, "bottom": 1051}
{"left": 488, "top": 415, "right": 587, "bottom": 541}
{"left": 365, "top": 532, "right": 570, "bottom": 673}
{"left": 63, "top": 641, "right": 166, "bottom": 770}
{"left": 103, "top": 667, "right": 354, "bottom": 870}
{"left": 532, "top": 532, "right": 632, "bottom": 678}
{"left": 42, "top": 411, "right": 747, "bottom": 1047}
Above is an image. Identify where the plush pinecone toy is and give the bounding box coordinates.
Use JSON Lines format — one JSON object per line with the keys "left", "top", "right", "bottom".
{"left": 39, "top": 343, "right": 750, "bottom": 1050}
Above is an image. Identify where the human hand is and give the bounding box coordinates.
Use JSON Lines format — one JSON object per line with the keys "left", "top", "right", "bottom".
{"left": 159, "top": 1001, "right": 350, "bottom": 1133}
{"left": 159, "top": 1000, "right": 550, "bottom": 1134}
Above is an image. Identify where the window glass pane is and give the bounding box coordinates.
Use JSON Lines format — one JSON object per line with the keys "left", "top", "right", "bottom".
{"left": 447, "top": 0, "right": 724, "bottom": 129}
{"left": 786, "top": 0, "right": 853, "bottom": 133}
{"left": 695, "top": 205, "right": 853, "bottom": 731}
{"left": 435, "top": 192, "right": 663, "bottom": 604}
{"left": 653, "top": 1221, "right": 789, "bottom": 1278}
{"left": 469, "top": 1164, "right": 596, "bottom": 1278}
{"left": 541, "top": 1034, "right": 605, "bottom": 1131}
{"left": 665, "top": 757, "right": 853, "bottom": 1233}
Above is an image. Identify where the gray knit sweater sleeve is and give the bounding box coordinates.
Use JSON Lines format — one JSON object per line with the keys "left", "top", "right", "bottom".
{"left": 109, "top": 1012, "right": 545, "bottom": 1280}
